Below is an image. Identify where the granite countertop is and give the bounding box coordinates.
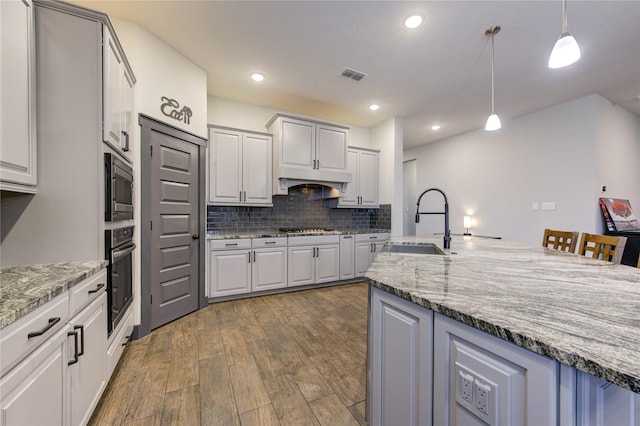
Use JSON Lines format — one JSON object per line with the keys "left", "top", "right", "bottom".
{"left": 0, "top": 260, "right": 108, "bottom": 329}
{"left": 206, "top": 228, "right": 390, "bottom": 239}
{"left": 365, "top": 236, "right": 640, "bottom": 394}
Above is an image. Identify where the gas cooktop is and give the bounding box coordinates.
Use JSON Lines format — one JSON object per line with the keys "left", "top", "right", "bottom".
{"left": 279, "top": 227, "right": 335, "bottom": 234}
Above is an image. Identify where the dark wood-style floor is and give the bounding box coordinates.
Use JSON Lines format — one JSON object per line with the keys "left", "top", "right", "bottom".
{"left": 89, "top": 282, "right": 369, "bottom": 426}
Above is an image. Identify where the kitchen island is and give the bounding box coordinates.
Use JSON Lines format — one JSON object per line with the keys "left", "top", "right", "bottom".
{"left": 365, "top": 236, "right": 640, "bottom": 426}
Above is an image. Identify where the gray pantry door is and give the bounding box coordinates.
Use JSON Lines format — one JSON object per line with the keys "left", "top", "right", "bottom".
{"left": 147, "top": 120, "right": 201, "bottom": 330}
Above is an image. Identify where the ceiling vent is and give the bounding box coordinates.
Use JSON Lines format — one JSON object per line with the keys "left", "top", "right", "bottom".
{"left": 340, "top": 67, "right": 367, "bottom": 82}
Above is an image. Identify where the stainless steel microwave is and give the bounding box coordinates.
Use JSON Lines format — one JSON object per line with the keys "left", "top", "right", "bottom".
{"left": 105, "top": 153, "right": 133, "bottom": 221}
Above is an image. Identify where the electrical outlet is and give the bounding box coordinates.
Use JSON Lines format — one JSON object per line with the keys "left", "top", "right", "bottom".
{"left": 460, "top": 370, "right": 474, "bottom": 403}
{"left": 475, "top": 380, "right": 491, "bottom": 416}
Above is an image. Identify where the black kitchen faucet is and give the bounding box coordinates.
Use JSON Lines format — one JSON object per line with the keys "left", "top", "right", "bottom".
{"left": 415, "top": 188, "right": 451, "bottom": 249}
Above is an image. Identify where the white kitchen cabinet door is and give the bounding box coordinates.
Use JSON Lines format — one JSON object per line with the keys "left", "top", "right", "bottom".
{"left": 252, "top": 247, "right": 287, "bottom": 292}
{"left": 355, "top": 242, "right": 374, "bottom": 277}
{"left": 67, "top": 292, "right": 107, "bottom": 426}
{"left": 369, "top": 286, "right": 433, "bottom": 426}
{"left": 209, "top": 249, "right": 252, "bottom": 297}
{"left": 280, "top": 117, "right": 315, "bottom": 170}
{"left": 209, "top": 128, "right": 242, "bottom": 204}
{"left": 433, "top": 313, "right": 558, "bottom": 426}
{"left": 315, "top": 244, "right": 340, "bottom": 283}
{"left": 340, "top": 235, "right": 355, "bottom": 280}
{"left": 340, "top": 150, "right": 359, "bottom": 206}
{"left": 315, "top": 124, "right": 347, "bottom": 173}
{"left": 338, "top": 148, "right": 379, "bottom": 208}
{"left": 0, "top": 324, "right": 68, "bottom": 426}
{"left": 0, "top": 0, "right": 37, "bottom": 192}
{"left": 103, "top": 26, "right": 134, "bottom": 163}
{"left": 577, "top": 371, "right": 640, "bottom": 426}
{"left": 358, "top": 150, "right": 379, "bottom": 207}
{"left": 242, "top": 133, "right": 272, "bottom": 204}
{"left": 103, "top": 27, "right": 123, "bottom": 151}
{"left": 287, "top": 246, "right": 315, "bottom": 287}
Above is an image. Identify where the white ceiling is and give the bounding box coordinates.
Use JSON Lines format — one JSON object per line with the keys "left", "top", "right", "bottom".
{"left": 71, "top": 0, "right": 640, "bottom": 149}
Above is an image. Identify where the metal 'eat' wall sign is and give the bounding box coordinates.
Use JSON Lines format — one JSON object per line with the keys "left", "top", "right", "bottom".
{"left": 160, "top": 96, "right": 192, "bottom": 125}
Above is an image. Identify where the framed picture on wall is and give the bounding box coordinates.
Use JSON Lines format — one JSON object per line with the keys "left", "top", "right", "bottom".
{"left": 599, "top": 198, "right": 640, "bottom": 231}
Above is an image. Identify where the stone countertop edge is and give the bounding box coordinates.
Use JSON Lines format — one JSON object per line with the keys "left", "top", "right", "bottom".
{"left": 0, "top": 260, "right": 108, "bottom": 330}
{"left": 365, "top": 236, "right": 640, "bottom": 394}
{"left": 206, "top": 229, "right": 391, "bottom": 239}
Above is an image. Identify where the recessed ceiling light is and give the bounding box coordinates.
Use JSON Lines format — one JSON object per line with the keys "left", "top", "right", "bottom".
{"left": 369, "top": 104, "right": 380, "bottom": 111}
{"left": 431, "top": 125, "right": 441, "bottom": 131}
{"left": 251, "top": 72, "right": 264, "bottom": 82}
{"left": 404, "top": 13, "right": 424, "bottom": 29}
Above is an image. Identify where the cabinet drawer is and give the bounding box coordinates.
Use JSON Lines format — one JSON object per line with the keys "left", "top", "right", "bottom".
{"left": 356, "top": 233, "right": 389, "bottom": 242}
{"left": 69, "top": 269, "right": 107, "bottom": 315}
{"left": 210, "top": 239, "right": 251, "bottom": 250}
{"left": 287, "top": 235, "right": 340, "bottom": 246}
{"left": 0, "top": 291, "right": 70, "bottom": 376}
{"left": 252, "top": 237, "right": 287, "bottom": 248}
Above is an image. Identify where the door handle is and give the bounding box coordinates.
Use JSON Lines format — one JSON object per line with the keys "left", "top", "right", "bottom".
{"left": 192, "top": 234, "right": 200, "bottom": 240}
{"left": 88, "top": 283, "right": 105, "bottom": 294}
{"left": 122, "top": 130, "right": 130, "bottom": 152}
{"left": 74, "top": 325, "right": 85, "bottom": 356}
{"left": 68, "top": 330, "right": 80, "bottom": 365}
{"left": 27, "top": 317, "right": 61, "bottom": 338}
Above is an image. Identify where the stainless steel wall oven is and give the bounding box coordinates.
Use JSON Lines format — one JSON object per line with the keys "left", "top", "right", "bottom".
{"left": 104, "top": 153, "right": 134, "bottom": 221}
{"left": 105, "top": 226, "right": 135, "bottom": 334}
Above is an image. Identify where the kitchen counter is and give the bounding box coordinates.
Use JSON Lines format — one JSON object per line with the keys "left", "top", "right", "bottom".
{"left": 365, "top": 236, "right": 640, "bottom": 393}
{"left": 0, "top": 260, "right": 107, "bottom": 329}
{"left": 206, "top": 228, "right": 390, "bottom": 239}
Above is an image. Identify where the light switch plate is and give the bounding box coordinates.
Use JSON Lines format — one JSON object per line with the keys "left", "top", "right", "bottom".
{"left": 541, "top": 202, "right": 555, "bottom": 211}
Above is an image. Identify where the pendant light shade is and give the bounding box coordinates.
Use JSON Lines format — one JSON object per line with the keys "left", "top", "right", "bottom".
{"left": 485, "top": 114, "right": 501, "bottom": 131}
{"left": 485, "top": 26, "right": 501, "bottom": 132}
{"left": 548, "top": 0, "right": 581, "bottom": 68}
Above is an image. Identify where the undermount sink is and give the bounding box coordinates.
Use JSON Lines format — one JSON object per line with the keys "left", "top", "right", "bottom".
{"left": 385, "top": 243, "right": 445, "bottom": 255}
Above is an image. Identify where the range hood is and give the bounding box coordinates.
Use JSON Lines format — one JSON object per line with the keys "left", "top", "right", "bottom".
{"left": 274, "top": 168, "right": 352, "bottom": 196}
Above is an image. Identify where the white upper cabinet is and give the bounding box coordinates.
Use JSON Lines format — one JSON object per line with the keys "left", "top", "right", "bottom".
{"left": 103, "top": 26, "right": 134, "bottom": 163}
{"left": 338, "top": 147, "right": 379, "bottom": 208}
{"left": 0, "top": 0, "right": 37, "bottom": 193}
{"left": 267, "top": 114, "right": 352, "bottom": 195}
{"left": 208, "top": 126, "right": 272, "bottom": 206}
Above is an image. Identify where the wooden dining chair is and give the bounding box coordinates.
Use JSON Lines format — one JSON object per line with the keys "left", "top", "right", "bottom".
{"left": 577, "top": 233, "right": 627, "bottom": 264}
{"left": 542, "top": 228, "right": 579, "bottom": 253}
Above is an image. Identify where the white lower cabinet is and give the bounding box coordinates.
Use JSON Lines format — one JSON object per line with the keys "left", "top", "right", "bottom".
{"left": 251, "top": 238, "right": 287, "bottom": 292}
{"left": 573, "top": 369, "right": 640, "bottom": 426}
{"left": 287, "top": 235, "right": 339, "bottom": 287}
{"left": 0, "top": 324, "right": 67, "bottom": 426}
{"left": 67, "top": 292, "right": 107, "bottom": 426}
{"left": 209, "top": 239, "right": 252, "bottom": 297}
{"left": 355, "top": 233, "right": 388, "bottom": 277}
{"left": 368, "top": 286, "right": 433, "bottom": 426}
{"left": 0, "top": 270, "right": 108, "bottom": 426}
{"left": 339, "top": 235, "right": 355, "bottom": 280}
{"left": 106, "top": 306, "right": 133, "bottom": 377}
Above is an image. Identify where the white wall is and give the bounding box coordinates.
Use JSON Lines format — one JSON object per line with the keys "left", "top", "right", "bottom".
{"left": 372, "top": 116, "right": 403, "bottom": 236}
{"left": 595, "top": 95, "right": 640, "bottom": 229}
{"left": 405, "top": 94, "right": 639, "bottom": 245}
{"left": 207, "top": 96, "right": 373, "bottom": 149}
{"left": 112, "top": 19, "right": 208, "bottom": 139}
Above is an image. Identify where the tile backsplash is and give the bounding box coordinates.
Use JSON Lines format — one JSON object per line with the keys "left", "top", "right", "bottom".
{"left": 207, "top": 185, "right": 391, "bottom": 233}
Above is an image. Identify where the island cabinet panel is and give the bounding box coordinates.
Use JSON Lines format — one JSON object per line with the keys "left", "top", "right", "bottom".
{"left": 576, "top": 371, "right": 640, "bottom": 426}
{"left": 433, "top": 314, "right": 558, "bottom": 426}
{"left": 369, "top": 287, "right": 433, "bottom": 426}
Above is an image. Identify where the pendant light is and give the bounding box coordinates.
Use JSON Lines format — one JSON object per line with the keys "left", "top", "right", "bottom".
{"left": 548, "top": 0, "right": 581, "bottom": 68}
{"left": 485, "top": 25, "right": 501, "bottom": 131}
